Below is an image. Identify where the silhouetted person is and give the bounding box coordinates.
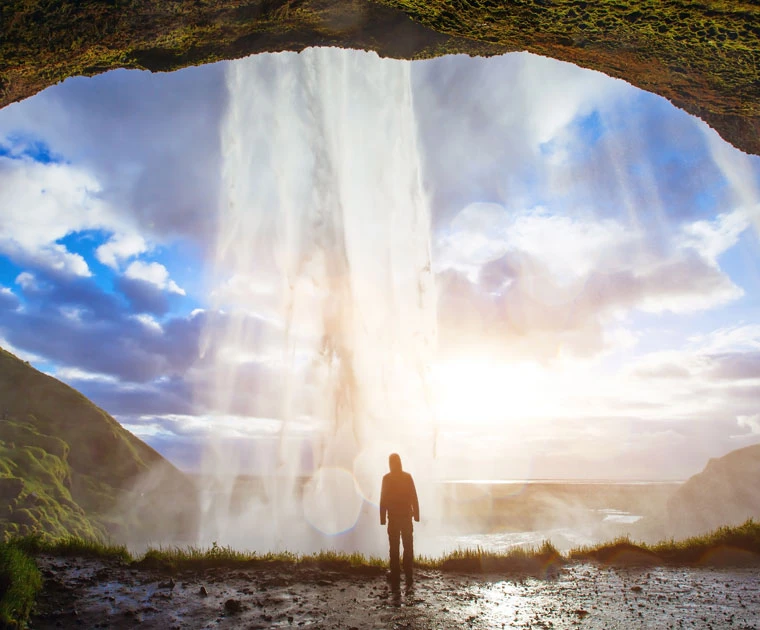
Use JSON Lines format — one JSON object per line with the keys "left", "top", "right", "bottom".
{"left": 379, "top": 453, "right": 419, "bottom": 585}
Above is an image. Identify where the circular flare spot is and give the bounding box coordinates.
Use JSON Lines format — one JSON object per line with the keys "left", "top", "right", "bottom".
{"left": 353, "top": 441, "right": 404, "bottom": 505}
{"left": 302, "top": 467, "right": 362, "bottom": 536}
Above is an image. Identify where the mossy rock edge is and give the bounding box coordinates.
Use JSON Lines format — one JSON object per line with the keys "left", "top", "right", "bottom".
{"left": 1, "top": 0, "right": 759, "bottom": 155}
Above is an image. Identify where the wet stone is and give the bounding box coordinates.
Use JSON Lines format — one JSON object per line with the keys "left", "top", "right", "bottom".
{"left": 224, "top": 598, "right": 243, "bottom": 614}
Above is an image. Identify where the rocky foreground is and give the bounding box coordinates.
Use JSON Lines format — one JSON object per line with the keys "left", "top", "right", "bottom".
{"left": 30, "top": 555, "right": 760, "bottom": 629}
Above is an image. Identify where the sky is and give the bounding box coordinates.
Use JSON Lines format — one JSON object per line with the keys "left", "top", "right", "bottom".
{"left": 1, "top": 49, "right": 759, "bottom": 481}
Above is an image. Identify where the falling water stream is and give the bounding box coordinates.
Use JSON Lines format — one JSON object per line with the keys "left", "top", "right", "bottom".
{"left": 198, "top": 48, "right": 438, "bottom": 552}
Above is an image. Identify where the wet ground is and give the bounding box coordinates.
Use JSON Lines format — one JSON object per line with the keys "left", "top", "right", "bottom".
{"left": 30, "top": 556, "right": 760, "bottom": 629}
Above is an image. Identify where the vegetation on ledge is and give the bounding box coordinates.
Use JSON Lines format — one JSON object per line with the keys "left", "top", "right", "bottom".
{"left": 0, "top": 541, "right": 41, "bottom": 629}
{"left": 570, "top": 518, "right": 760, "bottom": 566}
{"left": 1, "top": 0, "right": 759, "bottom": 155}
{"left": 10, "top": 518, "right": 760, "bottom": 572}
{"left": 2, "top": 520, "right": 758, "bottom": 627}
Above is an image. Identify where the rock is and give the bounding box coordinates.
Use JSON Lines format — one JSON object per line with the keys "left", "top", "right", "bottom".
{"left": 224, "top": 599, "right": 243, "bottom": 614}
{"left": 2, "top": 2, "right": 759, "bottom": 157}
{"left": 667, "top": 444, "right": 760, "bottom": 537}
{"left": 199, "top": 586, "right": 208, "bottom": 597}
{"left": 574, "top": 609, "right": 589, "bottom": 618}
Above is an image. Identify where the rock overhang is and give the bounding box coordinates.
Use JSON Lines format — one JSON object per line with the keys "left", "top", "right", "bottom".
{"left": 1, "top": 0, "right": 758, "bottom": 154}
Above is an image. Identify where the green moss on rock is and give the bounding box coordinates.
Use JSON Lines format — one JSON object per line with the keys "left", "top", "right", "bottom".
{"left": 0, "top": 347, "right": 196, "bottom": 543}
{"left": 0, "top": 0, "right": 758, "bottom": 154}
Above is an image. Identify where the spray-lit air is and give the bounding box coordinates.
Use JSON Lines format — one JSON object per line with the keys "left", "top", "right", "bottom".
{"left": 197, "top": 48, "right": 437, "bottom": 552}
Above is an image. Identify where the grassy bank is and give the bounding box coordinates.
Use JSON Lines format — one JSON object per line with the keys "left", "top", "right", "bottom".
{"left": 570, "top": 518, "right": 760, "bottom": 566}
{"left": 0, "top": 541, "right": 41, "bottom": 629}
{"left": 13, "top": 518, "right": 760, "bottom": 571}
{"left": 4, "top": 520, "right": 759, "bottom": 627}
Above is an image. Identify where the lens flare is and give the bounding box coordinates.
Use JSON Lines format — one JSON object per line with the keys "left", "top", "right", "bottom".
{"left": 302, "top": 467, "right": 363, "bottom": 536}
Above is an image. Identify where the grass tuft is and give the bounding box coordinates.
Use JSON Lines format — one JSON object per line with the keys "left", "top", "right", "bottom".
{"left": 10, "top": 533, "right": 130, "bottom": 563}
{"left": 0, "top": 541, "right": 42, "bottom": 629}
{"left": 135, "top": 543, "right": 387, "bottom": 571}
{"left": 422, "top": 539, "right": 564, "bottom": 574}
{"left": 570, "top": 519, "right": 760, "bottom": 566}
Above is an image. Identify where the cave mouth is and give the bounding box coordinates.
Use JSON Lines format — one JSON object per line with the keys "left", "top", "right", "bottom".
{"left": 0, "top": 47, "right": 759, "bottom": 548}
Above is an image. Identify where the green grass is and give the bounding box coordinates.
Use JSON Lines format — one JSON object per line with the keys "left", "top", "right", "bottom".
{"left": 0, "top": 541, "right": 41, "bottom": 629}
{"left": 0, "top": 418, "right": 104, "bottom": 541}
{"left": 0, "top": 346, "right": 195, "bottom": 543}
{"left": 135, "top": 543, "right": 388, "bottom": 571}
{"left": 8, "top": 534, "right": 562, "bottom": 573}
{"left": 10, "top": 533, "right": 131, "bottom": 563}
{"left": 570, "top": 518, "right": 760, "bottom": 565}
{"left": 419, "top": 540, "right": 564, "bottom": 574}
{"left": 9, "top": 520, "right": 760, "bottom": 575}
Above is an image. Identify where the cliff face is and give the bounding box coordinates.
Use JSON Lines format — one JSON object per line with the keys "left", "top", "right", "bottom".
{"left": 667, "top": 443, "right": 760, "bottom": 538}
{"left": 1, "top": 0, "right": 759, "bottom": 155}
{"left": 0, "top": 347, "right": 197, "bottom": 541}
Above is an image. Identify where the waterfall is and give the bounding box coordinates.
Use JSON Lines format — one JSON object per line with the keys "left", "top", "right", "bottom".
{"left": 198, "top": 48, "right": 437, "bottom": 551}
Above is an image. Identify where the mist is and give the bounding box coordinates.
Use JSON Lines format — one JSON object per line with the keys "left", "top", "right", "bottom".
{"left": 180, "top": 48, "right": 438, "bottom": 555}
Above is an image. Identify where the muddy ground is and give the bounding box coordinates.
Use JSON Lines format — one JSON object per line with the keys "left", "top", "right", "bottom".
{"left": 29, "top": 555, "right": 760, "bottom": 629}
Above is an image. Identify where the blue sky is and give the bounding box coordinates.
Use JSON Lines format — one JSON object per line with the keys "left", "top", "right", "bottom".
{"left": 0, "top": 49, "right": 759, "bottom": 481}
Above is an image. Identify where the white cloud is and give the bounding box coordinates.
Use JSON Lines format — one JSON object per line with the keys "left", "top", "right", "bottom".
{"left": 690, "top": 324, "right": 760, "bottom": 353}
{"left": 15, "top": 271, "right": 37, "bottom": 290}
{"left": 437, "top": 205, "right": 632, "bottom": 282}
{"left": 127, "top": 413, "right": 314, "bottom": 440}
{"left": 0, "top": 336, "right": 44, "bottom": 363}
{"left": 680, "top": 209, "right": 751, "bottom": 262}
{"left": 60, "top": 306, "right": 84, "bottom": 322}
{"left": 125, "top": 260, "right": 185, "bottom": 295}
{"left": 702, "top": 124, "right": 760, "bottom": 234}
{"left": 0, "top": 155, "right": 131, "bottom": 276}
{"left": 55, "top": 366, "right": 119, "bottom": 384}
{"left": 133, "top": 313, "right": 163, "bottom": 333}
{"left": 738, "top": 414, "right": 760, "bottom": 435}
{"left": 413, "top": 52, "right": 633, "bottom": 228}
{"left": 96, "top": 233, "right": 148, "bottom": 268}
{"left": 0, "top": 64, "right": 225, "bottom": 246}
{"left": 435, "top": 202, "right": 747, "bottom": 363}
{"left": 517, "top": 53, "right": 627, "bottom": 146}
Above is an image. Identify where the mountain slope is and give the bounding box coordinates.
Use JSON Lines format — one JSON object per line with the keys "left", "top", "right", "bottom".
{"left": 667, "top": 443, "right": 760, "bottom": 538}
{"left": 0, "top": 347, "right": 197, "bottom": 541}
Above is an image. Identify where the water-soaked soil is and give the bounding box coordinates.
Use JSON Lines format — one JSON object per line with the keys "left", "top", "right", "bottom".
{"left": 30, "top": 555, "right": 760, "bottom": 629}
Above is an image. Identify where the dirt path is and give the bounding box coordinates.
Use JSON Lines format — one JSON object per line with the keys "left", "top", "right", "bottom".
{"left": 29, "top": 556, "right": 760, "bottom": 629}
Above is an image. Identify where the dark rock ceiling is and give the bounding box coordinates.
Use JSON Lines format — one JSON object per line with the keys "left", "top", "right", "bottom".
{"left": 1, "top": 0, "right": 759, "bottom": 155}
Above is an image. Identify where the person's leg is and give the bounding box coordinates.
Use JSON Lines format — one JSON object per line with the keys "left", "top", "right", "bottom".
{"left": 388, "top": 519, "right": 401, "bottom": 579}
{"left": 401, "top": 519, "right": 414, "bottom": 580}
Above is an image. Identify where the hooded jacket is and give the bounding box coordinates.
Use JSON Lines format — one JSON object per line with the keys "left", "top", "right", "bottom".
{"left": 380, "top": 468, "right": 419, "bottom": 523}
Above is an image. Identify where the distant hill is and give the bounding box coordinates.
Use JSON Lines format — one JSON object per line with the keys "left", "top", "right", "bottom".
{"left": 0, "top": 347, "right": 198, "bottom": 542}
{"left": 667, "top": 443, "right": 760, "bottom": 538}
